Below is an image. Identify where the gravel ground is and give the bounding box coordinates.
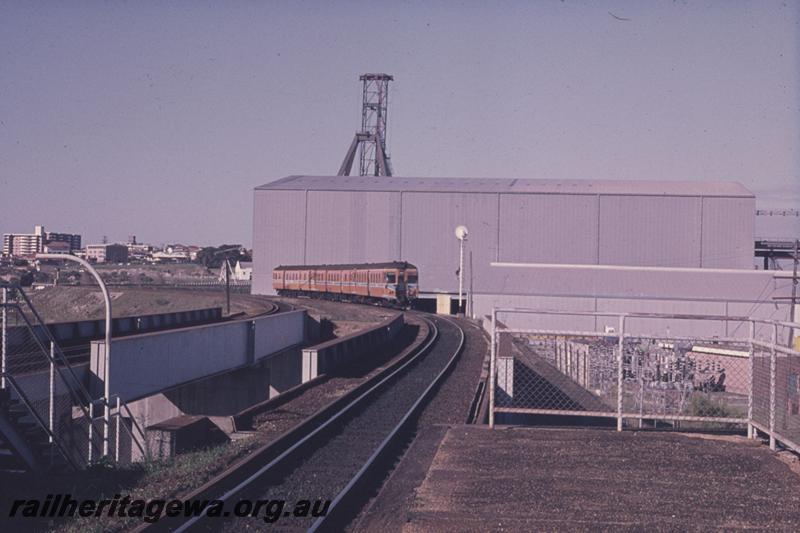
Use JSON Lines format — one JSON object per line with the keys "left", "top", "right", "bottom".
{"left": 0, "top": 299, "right": 416, "bottom": 533}
{"left": 277, "top": 297, "right": 398, "bottom": 326}
{"left": 250, "top": 318, "right": 427, "bottom": 441}
{"left": 212, "top": 316, "right": 464, "bottom": 532}
{"left": 405, "top": 426, "right": 800, "bottom": 532}
{"left": 22, "top": 286, "right": 276, "bottom": 322}
{"left": 353, "top": 318, "right": 489, "bottom": 532}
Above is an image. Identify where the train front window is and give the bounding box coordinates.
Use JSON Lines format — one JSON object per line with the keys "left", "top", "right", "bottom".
{"left": 407, "top": 273, "right": 418, "bottom": 284}
{"left": 386, "top": 273, "right": 396, "bottom": 284}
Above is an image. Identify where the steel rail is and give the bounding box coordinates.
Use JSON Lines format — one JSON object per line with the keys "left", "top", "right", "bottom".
{"left": 167, "top": 313, "right": 442, "bottom": 532}
{"left": 309, "top": 314, "right": 465, "bottom": 532}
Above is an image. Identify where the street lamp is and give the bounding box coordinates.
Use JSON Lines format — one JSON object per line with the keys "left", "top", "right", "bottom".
{"left": 455, "top": 225, "right": 469, "bottom": 315}
{"left": 37, "top": 253, "right": 112, "bottom": 457}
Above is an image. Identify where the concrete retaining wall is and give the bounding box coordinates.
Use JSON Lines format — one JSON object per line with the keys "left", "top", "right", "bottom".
{"left": 7, "top": 307, "right": 223, "bottom": 353}
{"left": 254, "top": 311, "right": 307, "bottom": 361}
{"left": 302, "top": 313, "right": 404, "bottom": 382}
{"left": 90, "top": 310, "right": 306, "bottom": 402}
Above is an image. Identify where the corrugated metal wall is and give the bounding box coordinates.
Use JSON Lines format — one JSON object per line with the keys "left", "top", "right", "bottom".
{"left": 400, "top": 192, "right": 498, "bottom": 293}
{"left": 701, "top": 196, "right": 755, "bottom": 269}
{"left": 251, "top": 180, "right": 787, "bottom": 335}
{"left": 252, "top": 189, "right": 306, "bottom": 294}
{"left": 253, "top": 185, "right": 757, "bottom": 296}
{"left": 598, "top": 195, "right": 702, "bottom": 267}
{"left": 498, "top": 193, "right": 598, "bottom": 264}
{"left": 305, "top": 191, "right": 401, "bottom": 265}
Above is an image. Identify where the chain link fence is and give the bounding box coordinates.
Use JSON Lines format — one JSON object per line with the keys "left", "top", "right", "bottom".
{"left": 489, "top": 308, "right": 800, "bottom": 454}
{"left": 750, "top": 321, "right": 800, "bottom": 451}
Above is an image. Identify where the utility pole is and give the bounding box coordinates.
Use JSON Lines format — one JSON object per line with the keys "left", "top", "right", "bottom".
{"left": 212, "top": 246, "right": 240, "bottom": 316}
{"left": 455, "top": 226, "right": 468, "bottom": 315}
{"left": 1, "top": 285, "right": 6, "bottom": 390}
{"left": 225, "top": 258, "right": 231, "bottom": 316}
{"left": 469, "top": 251, "right": 474, "bottom": 319}
{"left": 459, "top": 238, "right": 464, "bottom": 314}
{"left": 789, "top": 238, "right": 799, "bottom": 348}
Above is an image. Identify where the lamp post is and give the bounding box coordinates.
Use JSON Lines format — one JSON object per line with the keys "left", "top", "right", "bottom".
{"left": 38, "top": 253, "right": 112, "bottom": 457}
{"left": 455, "top": 225, "right": 469, "bottom": 315}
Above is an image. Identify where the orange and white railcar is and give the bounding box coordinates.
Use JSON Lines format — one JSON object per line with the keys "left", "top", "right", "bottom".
{"left": 272, "top": 262, "right": 418, "bottom": 307}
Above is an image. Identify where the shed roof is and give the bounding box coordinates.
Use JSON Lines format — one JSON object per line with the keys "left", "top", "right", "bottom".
{"left": 256, "top": 176, "right": 754, "bottom": 198}
{"left": 275, "top": 261, "right": 415, "bottom": 271}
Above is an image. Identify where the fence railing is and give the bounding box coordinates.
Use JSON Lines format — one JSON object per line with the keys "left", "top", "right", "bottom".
{"left": 1, "top": 373, "right": 80, "bottom": 471}
{"left": 489, "top": 307, "right": 800, "bottom": 454}
{"left": 1, "top": 284, "right": 146, "bottom": 469}
{"left": 104, "top": 279, "right": 251, "bottom": 292}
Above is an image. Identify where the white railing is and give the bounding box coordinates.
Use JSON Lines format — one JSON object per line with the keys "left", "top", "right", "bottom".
{"left": 489, "top": 307, "right": 800, "bottom": 454}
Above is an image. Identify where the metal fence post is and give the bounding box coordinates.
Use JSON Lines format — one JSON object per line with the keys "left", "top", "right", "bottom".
{"left": 1, "top": 286, "right": 6, "bottom": 390}
{"left": 770, "top": 323, "right": 777, "bottom": 450}
{"left": 638, "top": 346, "right": 644, "bottom": 429}
{"left": 49, "top": 342, "right": 55, "bottom": 444}
{"left": 617, "top": 315, "right": 625, "bottom": 432}
{"left": 115, "top": 396, "right": 121, "bottom": 463}
{"left": 747, "top": 320, "right": 755, "bottom": 439}
{"left": 88, "top": 401, "right": 94, "bottom": 463}
{"left": 489, "top": 308, "right": 497, "bottom": 429}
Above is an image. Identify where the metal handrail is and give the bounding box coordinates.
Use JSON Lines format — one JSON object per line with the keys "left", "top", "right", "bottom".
{"left": 2, "top": 373, "right": 79, "bottom": 471}
{"left": 5, "top": 286, "right": 147, "bottom": 464}
{"left": 15, "top": 289, "right": 97, "bottom": 405}
{"left": 3, "top": 298, "right": 107, "bottom": 459}
{"left": 107, "top": 394, "right": 148, "bottom": 460}
{"left": 493, "top": 306, "right": 754, "bottom": 322}
{"left": 5, "top": 303, "right": 107, "bottom": 444}
{"left": 489, "top": 305, "right": 800, "bottom": 455}
{"left": 3, "top": 302, "right": 92, "bottom": 408}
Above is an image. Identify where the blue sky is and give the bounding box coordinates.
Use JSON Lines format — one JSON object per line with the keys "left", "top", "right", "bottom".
{"left": 1, "top": 1, "right": 798, "bottom": 245}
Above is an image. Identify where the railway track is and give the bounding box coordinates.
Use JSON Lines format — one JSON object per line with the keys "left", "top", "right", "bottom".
{"left": 141, "top": 313, "right": 464, "bottom": 532}
{"left": 4, "top": 300, "right": 282, "bottom": 375}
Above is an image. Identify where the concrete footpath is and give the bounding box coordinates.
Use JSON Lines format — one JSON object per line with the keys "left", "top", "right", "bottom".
{"left": 402, "top": 426, "right": 800, "bottom": 532}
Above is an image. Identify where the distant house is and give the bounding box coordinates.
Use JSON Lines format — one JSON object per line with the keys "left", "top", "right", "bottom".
{"left": 234, "top": 261, "right": 253, "bottom": 281}
{"left": 43, "top": 241, "right": 71, "bottom": 254}
{"left": 217, "top": 260, "right": 252, "bottom": 282}
{"left": 126, "top": 243, "right": 152, "bottom": 260}
{"left": 151, "top": 251, "right": 188, "bottom": 262}
{"left": 86, "top": 243, "right": 128, "bottom": 264}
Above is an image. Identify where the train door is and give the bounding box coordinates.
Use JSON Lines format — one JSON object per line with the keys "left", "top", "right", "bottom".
{"left": 387, "top": 269, "right": 403, "bottom": 301}
{"left": 405, "top": 268, "right": 419, "bottom": 301}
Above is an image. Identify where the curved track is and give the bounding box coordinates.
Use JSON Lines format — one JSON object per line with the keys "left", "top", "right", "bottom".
{"left": 164, "top": 313, "right": 464, "bottom": 532}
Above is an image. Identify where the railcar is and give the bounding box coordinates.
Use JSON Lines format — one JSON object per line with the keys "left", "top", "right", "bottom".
{"left": 272, "top": 262, "right": 419, "bottom": 307}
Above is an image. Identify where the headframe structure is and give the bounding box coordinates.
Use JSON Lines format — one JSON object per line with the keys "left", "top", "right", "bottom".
{"left": 338, "top": 73, "right": 394, "bottom": 177}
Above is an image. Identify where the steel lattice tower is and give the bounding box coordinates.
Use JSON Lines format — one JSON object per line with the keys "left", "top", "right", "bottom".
{"left": 338, "top": 73, "right": 394, "bottom": 177}
{"left": 358, "top": 74, "right": 393, "bottom": 176}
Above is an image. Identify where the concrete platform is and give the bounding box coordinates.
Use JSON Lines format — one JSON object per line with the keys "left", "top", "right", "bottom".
{"left": 403, "top": 426, "right": 800, "bottom": 532}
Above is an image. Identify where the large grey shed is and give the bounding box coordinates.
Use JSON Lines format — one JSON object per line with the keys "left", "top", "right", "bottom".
{"left": 252, "top": 176, "right": 791, "bottom": 330}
